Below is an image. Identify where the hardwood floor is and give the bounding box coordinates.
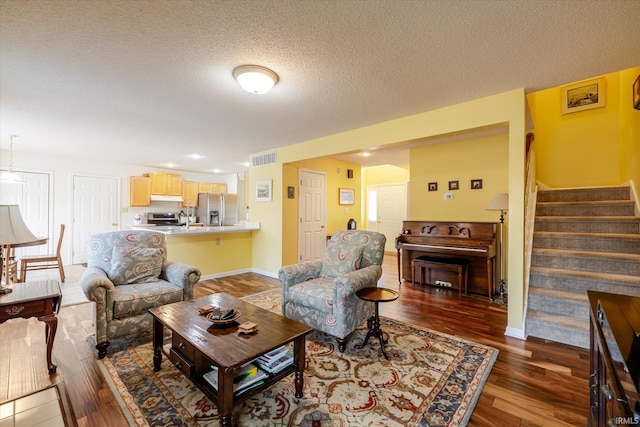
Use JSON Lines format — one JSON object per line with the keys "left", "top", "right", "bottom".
{"left": 0, "top": 255, "right": 590, "bottom": 426}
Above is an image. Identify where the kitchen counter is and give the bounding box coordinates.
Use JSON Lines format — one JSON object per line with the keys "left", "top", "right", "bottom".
{"left": 131, "top": 222, "right": 260, "bottom": 236}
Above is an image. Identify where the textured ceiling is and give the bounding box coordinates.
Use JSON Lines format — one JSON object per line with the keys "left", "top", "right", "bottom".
{"left": 1, "top": 0, "right": 638, "bottom": 174}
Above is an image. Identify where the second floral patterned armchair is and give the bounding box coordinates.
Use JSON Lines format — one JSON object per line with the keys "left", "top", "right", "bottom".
{"left": 279, "top": 230, "right": 386, "bottom": 351}
{"left": 81, "top": 230, "right": 201, "bottom": 358}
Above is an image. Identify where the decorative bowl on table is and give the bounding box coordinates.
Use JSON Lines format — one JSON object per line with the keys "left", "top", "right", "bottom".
{"left": 206, "top": 309, "right": 241, "bottom": 326}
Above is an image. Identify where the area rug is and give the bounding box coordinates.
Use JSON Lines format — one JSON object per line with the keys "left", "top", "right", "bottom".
{"left": 92, "top": 289, "right": 498, "bottom": 426}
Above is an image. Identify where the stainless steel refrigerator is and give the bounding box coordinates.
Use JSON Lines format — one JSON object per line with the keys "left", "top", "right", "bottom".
{"left": 196, "top": 193, "right": 238, "bottom": 226}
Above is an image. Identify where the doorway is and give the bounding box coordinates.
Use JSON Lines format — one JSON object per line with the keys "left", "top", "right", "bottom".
{"left": 72, "top": 175, "right": 120, "bottom": 264}
{"left": 366, "top": 184, "right": 407, "bottom": 252}
{"left": 298, "top": 169, "right": 326, "bottom": 262}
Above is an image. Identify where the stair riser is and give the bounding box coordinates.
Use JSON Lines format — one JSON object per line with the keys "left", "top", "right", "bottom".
{"left": 529, "top": 272, "right": 640, "bottom": 295}
{"left": 528, "top": 294, "right": 588, "bottom": 319}
{"left": 533, "top": 235, "right": 640, "bottom": 254}
{"left": 526, "top": 321, "right": 589, "bottom": 349}
{"left": 536, "top": 204, "right": 635, "bottom": 217}
{"left": 531, "top": 254, "right": 640, "bottom": 275}
{"left": 534, "top": 220, "right": 640, "bottom": 234}
{"left": 537, "top": 187, "right": 630, "bottom": 203}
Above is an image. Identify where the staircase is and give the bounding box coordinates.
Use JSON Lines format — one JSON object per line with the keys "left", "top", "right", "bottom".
{"left": 526, "top": 186, "right": 640, "bottom": 348}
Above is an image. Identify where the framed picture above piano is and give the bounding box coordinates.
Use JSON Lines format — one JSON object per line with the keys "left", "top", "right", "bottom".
{"left": 448, "top": 180, "right": 459, "bottom": 191}
{"left": 428, "top": 182, "right": 438, "bottom": 192}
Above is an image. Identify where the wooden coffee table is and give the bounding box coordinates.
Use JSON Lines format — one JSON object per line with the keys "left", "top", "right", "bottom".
{"left": 149, "top": 292, "right": 313, "bottom": 427}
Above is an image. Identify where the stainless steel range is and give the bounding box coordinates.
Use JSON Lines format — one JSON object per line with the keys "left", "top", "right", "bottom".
{"left": 147, "top": 212, "right": 184, "bottom": 226}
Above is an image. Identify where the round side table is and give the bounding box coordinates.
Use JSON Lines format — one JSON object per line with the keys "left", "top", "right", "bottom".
{"left": 354, "top": 287, "right": 399, "bottom": 359}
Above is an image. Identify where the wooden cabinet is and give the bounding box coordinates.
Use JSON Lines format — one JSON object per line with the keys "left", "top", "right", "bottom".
{"left": 150, "top": 172, "right": 182, "bottom": 196}
{"left": 130, "top": 176, "right": 151, "bottom": 206}
{"left": 588, "top": 291, "right": 640, "bottom": 426}
{"left": 181, "top": 181, "right": 199, "bottom": 208}
{"left": 198, "top": 182, "right": 227, "bottom": 194}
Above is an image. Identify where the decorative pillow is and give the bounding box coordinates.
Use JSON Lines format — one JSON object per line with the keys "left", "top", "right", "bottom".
{"left": 320, "top": 242, "right": 365, "bottom": 279}
{"left": 108, "top": 247, "right": 164, "bottom": 285}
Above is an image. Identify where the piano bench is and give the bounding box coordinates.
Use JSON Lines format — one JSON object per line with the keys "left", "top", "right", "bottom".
{"left": 411, "top": 256, "right": 469, "bottom": 296}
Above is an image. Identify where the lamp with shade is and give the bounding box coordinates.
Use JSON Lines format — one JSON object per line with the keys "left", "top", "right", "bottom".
{"left": 0, "top": 204, "right": 39, "bottom": 292}
{"left": 485, "top": 193, "right": 508, "bottom": 304}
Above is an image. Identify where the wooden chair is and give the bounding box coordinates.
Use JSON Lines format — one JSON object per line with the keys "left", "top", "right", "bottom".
{"left": 1, "top": 246, "right": 19, "bottom": 284}
{"left": 20, "top": 224, "right": 66, "bottom": 283}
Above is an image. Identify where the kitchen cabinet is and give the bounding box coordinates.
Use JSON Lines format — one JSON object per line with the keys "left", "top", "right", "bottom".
{"left": 199, "top": 182, "right": 227, "bottom": 194}
{"left": 130, "top": 176, "right": 151, "bottom": 206}
{"left": 150, "top": 172, "right": 182, "bottom": 196}
{"left": 181, "top": 181, "right": 199, "bottom": 208}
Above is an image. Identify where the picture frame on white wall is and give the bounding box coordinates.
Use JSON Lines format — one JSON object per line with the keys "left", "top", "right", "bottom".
{"left": 256, "top": 180, "right": 272, "bottom": 201}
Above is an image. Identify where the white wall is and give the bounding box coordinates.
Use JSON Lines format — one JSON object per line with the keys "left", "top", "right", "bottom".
{"left": 1, "top": 149, "right": 234, "bottom": 265}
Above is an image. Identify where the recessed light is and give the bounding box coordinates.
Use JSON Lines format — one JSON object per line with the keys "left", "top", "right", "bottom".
{"left": 189, "top": 153, "right": 204, "bottom": 160}
{"left": 361, "top": 152, "right": 371, "bottom": 157}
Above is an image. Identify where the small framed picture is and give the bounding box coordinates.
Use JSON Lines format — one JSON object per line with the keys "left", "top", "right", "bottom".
{"left": 561, "top": 77, "right": 606, "bottom": 114}
{"left": 428, "top": 182, "right": 438, "bottom": 192}
{"left": 339, "top": 188, "right": 355, "bottom": 205}
{"left": 256, "top": 180, "right": 272, "bottom": 201}
{"left": 448, "top": 180, "right": 459, "bottom": 191}
{"left": 287, "top": 186, "right": 295, "bottom": 199}
{"left": 471, "top": 179, "right": 482, "bottom": 189}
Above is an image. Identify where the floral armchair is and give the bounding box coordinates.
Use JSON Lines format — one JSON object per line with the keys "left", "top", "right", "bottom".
{"left": 279, "top": 230, "right": 386, "bottom": 351}
{"left": 80, "top": 230, "right": 201, "bottom": 358}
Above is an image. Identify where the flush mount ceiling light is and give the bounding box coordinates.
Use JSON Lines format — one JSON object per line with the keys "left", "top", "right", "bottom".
{"left": 233, "top": 65, "right": 279, "bottom": 94}
{"left": 0, "top": 135, "right": 25, "bottom": 184}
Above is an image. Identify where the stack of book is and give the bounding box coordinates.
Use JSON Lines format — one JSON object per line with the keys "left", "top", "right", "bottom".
{"left": 203, "top": 362, "right": 268, "bottom": 395}
{"left": 254, "top": 346, "right": 294, "bottom": 374}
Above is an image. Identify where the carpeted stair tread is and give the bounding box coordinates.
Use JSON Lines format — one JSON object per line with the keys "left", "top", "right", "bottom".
{"left": 536, "top": 186, "right": 630, "bottom": 202}
{"left": 535, "top": 215, "right": 640, "bottom": 222}
{"left": 526, "top": 311, "right": 589, "bottom": 334}
{"left": 532, "top": 247, "right": 640, "bottom": 261}
{"left": 533, "top": 232, "right": 640, "bottom": 254}
{"left": 535, "top": 200, "right": 636, "bottom": 217}
{"left": 530, "top": 266, "right": 640, "bottom": 286}
{"left": 534, "top": 231, "right": 640, "bottom": 239}
{"left": 528, "top": 287, "right": 588, "bottom": 302}
{"left": 534, "top": 216, "right": 640, "bottom": 234}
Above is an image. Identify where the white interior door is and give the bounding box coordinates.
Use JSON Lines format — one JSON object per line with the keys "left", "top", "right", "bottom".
{"left": 298, "top": 169, "right": 326, "bottom": 262}
{"left": 367, "top": 184, "right": 406, "bottom": 252}
{"left": 72, "top": 175, "right": 120, "bottom": 264}
{"left": 0, "top": 170, "right": 51, "bottom": 256}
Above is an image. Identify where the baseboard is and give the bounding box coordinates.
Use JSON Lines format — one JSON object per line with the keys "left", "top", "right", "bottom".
{"left": 199, "top": 268, "right": 252, "bottom": 281}
{"left": 505, "top": 326, "right": 527, "bottom": 340}
{"left": 250, "top": 268, "right": 278, "bottom": 279}
{"left": 199, "top": 268, "right": 278, "bottom": 281}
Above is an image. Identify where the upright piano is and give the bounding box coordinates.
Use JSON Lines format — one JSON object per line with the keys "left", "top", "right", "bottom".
{"left": 396, "top": 221, "right": 497, "bottom": 297}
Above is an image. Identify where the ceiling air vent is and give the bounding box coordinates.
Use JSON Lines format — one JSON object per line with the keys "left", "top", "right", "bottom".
{"left": 251, "top": 151, "right": 277, "bottom": 167}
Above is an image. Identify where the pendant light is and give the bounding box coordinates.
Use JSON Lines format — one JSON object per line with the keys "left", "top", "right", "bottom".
{"left": 233, "top": 65, "right": 279, "bottom": 94}
{"left": 1, "top": 135, "right": 24, "bottom": 184}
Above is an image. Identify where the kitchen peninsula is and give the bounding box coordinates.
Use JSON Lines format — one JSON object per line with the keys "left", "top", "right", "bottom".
{"left": 133, "top": 223, "right": 261, "bottom": 279}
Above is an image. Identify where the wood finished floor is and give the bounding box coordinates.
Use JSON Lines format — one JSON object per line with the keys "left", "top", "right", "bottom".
{"left": 0, "top": 255, "right": 590, "bottom": 426}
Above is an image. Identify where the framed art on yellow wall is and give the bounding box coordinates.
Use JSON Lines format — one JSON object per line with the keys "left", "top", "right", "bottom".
{"left": 561, "top": 77, "right": 606, "bottom": 114}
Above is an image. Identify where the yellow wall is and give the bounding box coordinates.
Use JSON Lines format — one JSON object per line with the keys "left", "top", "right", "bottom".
{"left": 249, "top": 88, "right": 527, "bottom": 337}
{"left": 282, "top": 163, "right": 299, "bottom": 265}
{"left": 409, "top": 134, "right": 509, "bottom": 221}
{"left": 527, "top": 67, "right": 640, "bottom": 189}
{"left": 619, "top": 67, "right": 640, "bottom": 198}
{"left": 165, "top": 232, "right": 253, "bottom": 277}
{"left": 363, "top": 165, "right": 410, "bottom": 186}
{"left": 362, "top": 165, "right": 410, "bottom": 230}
